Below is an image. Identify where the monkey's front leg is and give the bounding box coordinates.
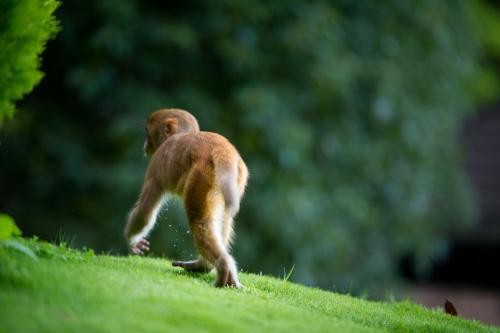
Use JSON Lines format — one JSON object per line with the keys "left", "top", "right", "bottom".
{"left": 131, "top": 239, "right": 150, "bottom": 255}
{"left": 125, "top": 180, "right": 165, "bottom": 255}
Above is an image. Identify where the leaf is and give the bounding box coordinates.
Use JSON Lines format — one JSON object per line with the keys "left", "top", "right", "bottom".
{"left": 0, "top": 239, "right": 38, "bottom": 260}
{"left": 0, "top": 214, "right": 22, "bottom": 239}
{"left": 444, "top": 299, "right": 458, "bottom": 316}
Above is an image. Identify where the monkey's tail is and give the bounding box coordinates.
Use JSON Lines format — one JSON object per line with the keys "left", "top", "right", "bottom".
{"left": 215, "top": 159, "right": 239, "bottom": 216}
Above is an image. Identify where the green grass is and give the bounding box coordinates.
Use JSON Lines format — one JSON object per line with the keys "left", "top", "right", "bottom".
{"left": 0, "top": 240, "right": 498, "bottom": 333}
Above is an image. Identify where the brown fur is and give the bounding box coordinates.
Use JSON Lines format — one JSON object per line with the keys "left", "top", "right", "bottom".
{"left": 124, "top": 108, "right": 248, "bottom": 288}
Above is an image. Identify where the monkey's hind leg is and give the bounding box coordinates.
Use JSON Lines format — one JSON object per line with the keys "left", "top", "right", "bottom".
{"left": 190, "top": 217, "right": 242, "bottom": 288}
{"left": 183, "top": 169, "right": 242, "bottom": 288}
{"left": 222, "top": 214, "right": 235, "bottom": 249}
{"left": 172, "top": 257, "right": 212, "bottom": 273}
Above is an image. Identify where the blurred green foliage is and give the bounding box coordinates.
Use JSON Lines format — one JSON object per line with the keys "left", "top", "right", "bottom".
{"left": 0, "top": 214, "right": 37, "bottom": 259}
{"left": 0, "top": 214, "right": 20, "bottom": 239}
{"left": 0, "top": 0, "right": 59, "bottom": 124}
{"left": 469, "top": 0, "right": 500, "bottom": 101}
{"left": 0, "top": 0, "right": 493, "bottom": 293}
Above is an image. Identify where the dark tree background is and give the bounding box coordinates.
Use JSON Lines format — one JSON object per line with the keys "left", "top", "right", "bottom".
{"left": 0, "top": 0, "right": 492, "bottom": 294}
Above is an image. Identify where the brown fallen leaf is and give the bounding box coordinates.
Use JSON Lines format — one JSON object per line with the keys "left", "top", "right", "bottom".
{"left": 444, "top": 299, "right": 458, "bottom": 316}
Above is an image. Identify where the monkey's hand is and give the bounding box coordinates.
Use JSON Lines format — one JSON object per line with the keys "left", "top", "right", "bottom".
{"left": 130, "top": 239, "right": 150, "bottom": 255}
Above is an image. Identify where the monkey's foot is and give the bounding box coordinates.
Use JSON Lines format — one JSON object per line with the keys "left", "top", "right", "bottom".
{"left": 172, "top": 259, "right": 212, "bottom": 273}
{"left": 130, "top": 239, "right": 150, "bottom": 255}
{"left": 215, "top": 274, "right": 243, "bottom": 289}
{"left": 215, "top": 258, "right": 243, "bottom": 288}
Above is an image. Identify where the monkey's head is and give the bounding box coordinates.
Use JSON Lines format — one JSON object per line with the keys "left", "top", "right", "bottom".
{"left": 144, "top": 108, "right": 200, "bottom": 157}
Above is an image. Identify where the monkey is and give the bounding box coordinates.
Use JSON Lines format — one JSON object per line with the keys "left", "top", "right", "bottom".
{"left": 124, "top": 108, "right": 248, "bottom": 288}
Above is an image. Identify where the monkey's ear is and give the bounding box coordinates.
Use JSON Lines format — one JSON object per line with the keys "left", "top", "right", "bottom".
{"left": 164, "top": 118, "right": 178, "bottom": 136}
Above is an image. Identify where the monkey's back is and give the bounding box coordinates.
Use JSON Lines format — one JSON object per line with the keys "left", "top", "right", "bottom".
{"left": 150, "top": 131, "right": 246, "bottom": 195}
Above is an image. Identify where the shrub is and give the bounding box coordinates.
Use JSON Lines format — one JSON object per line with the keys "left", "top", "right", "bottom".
{"left": 0, "top": 0, "right": 59, "bottom": 125}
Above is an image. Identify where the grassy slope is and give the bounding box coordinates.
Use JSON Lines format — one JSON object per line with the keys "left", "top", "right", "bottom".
{"left": 0, "top": 240, "right": 498, "bottom": 333}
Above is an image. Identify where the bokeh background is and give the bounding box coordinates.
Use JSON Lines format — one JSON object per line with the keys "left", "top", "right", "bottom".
{"left": 1, "top": 0, "right": 499, "bottom": 325}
